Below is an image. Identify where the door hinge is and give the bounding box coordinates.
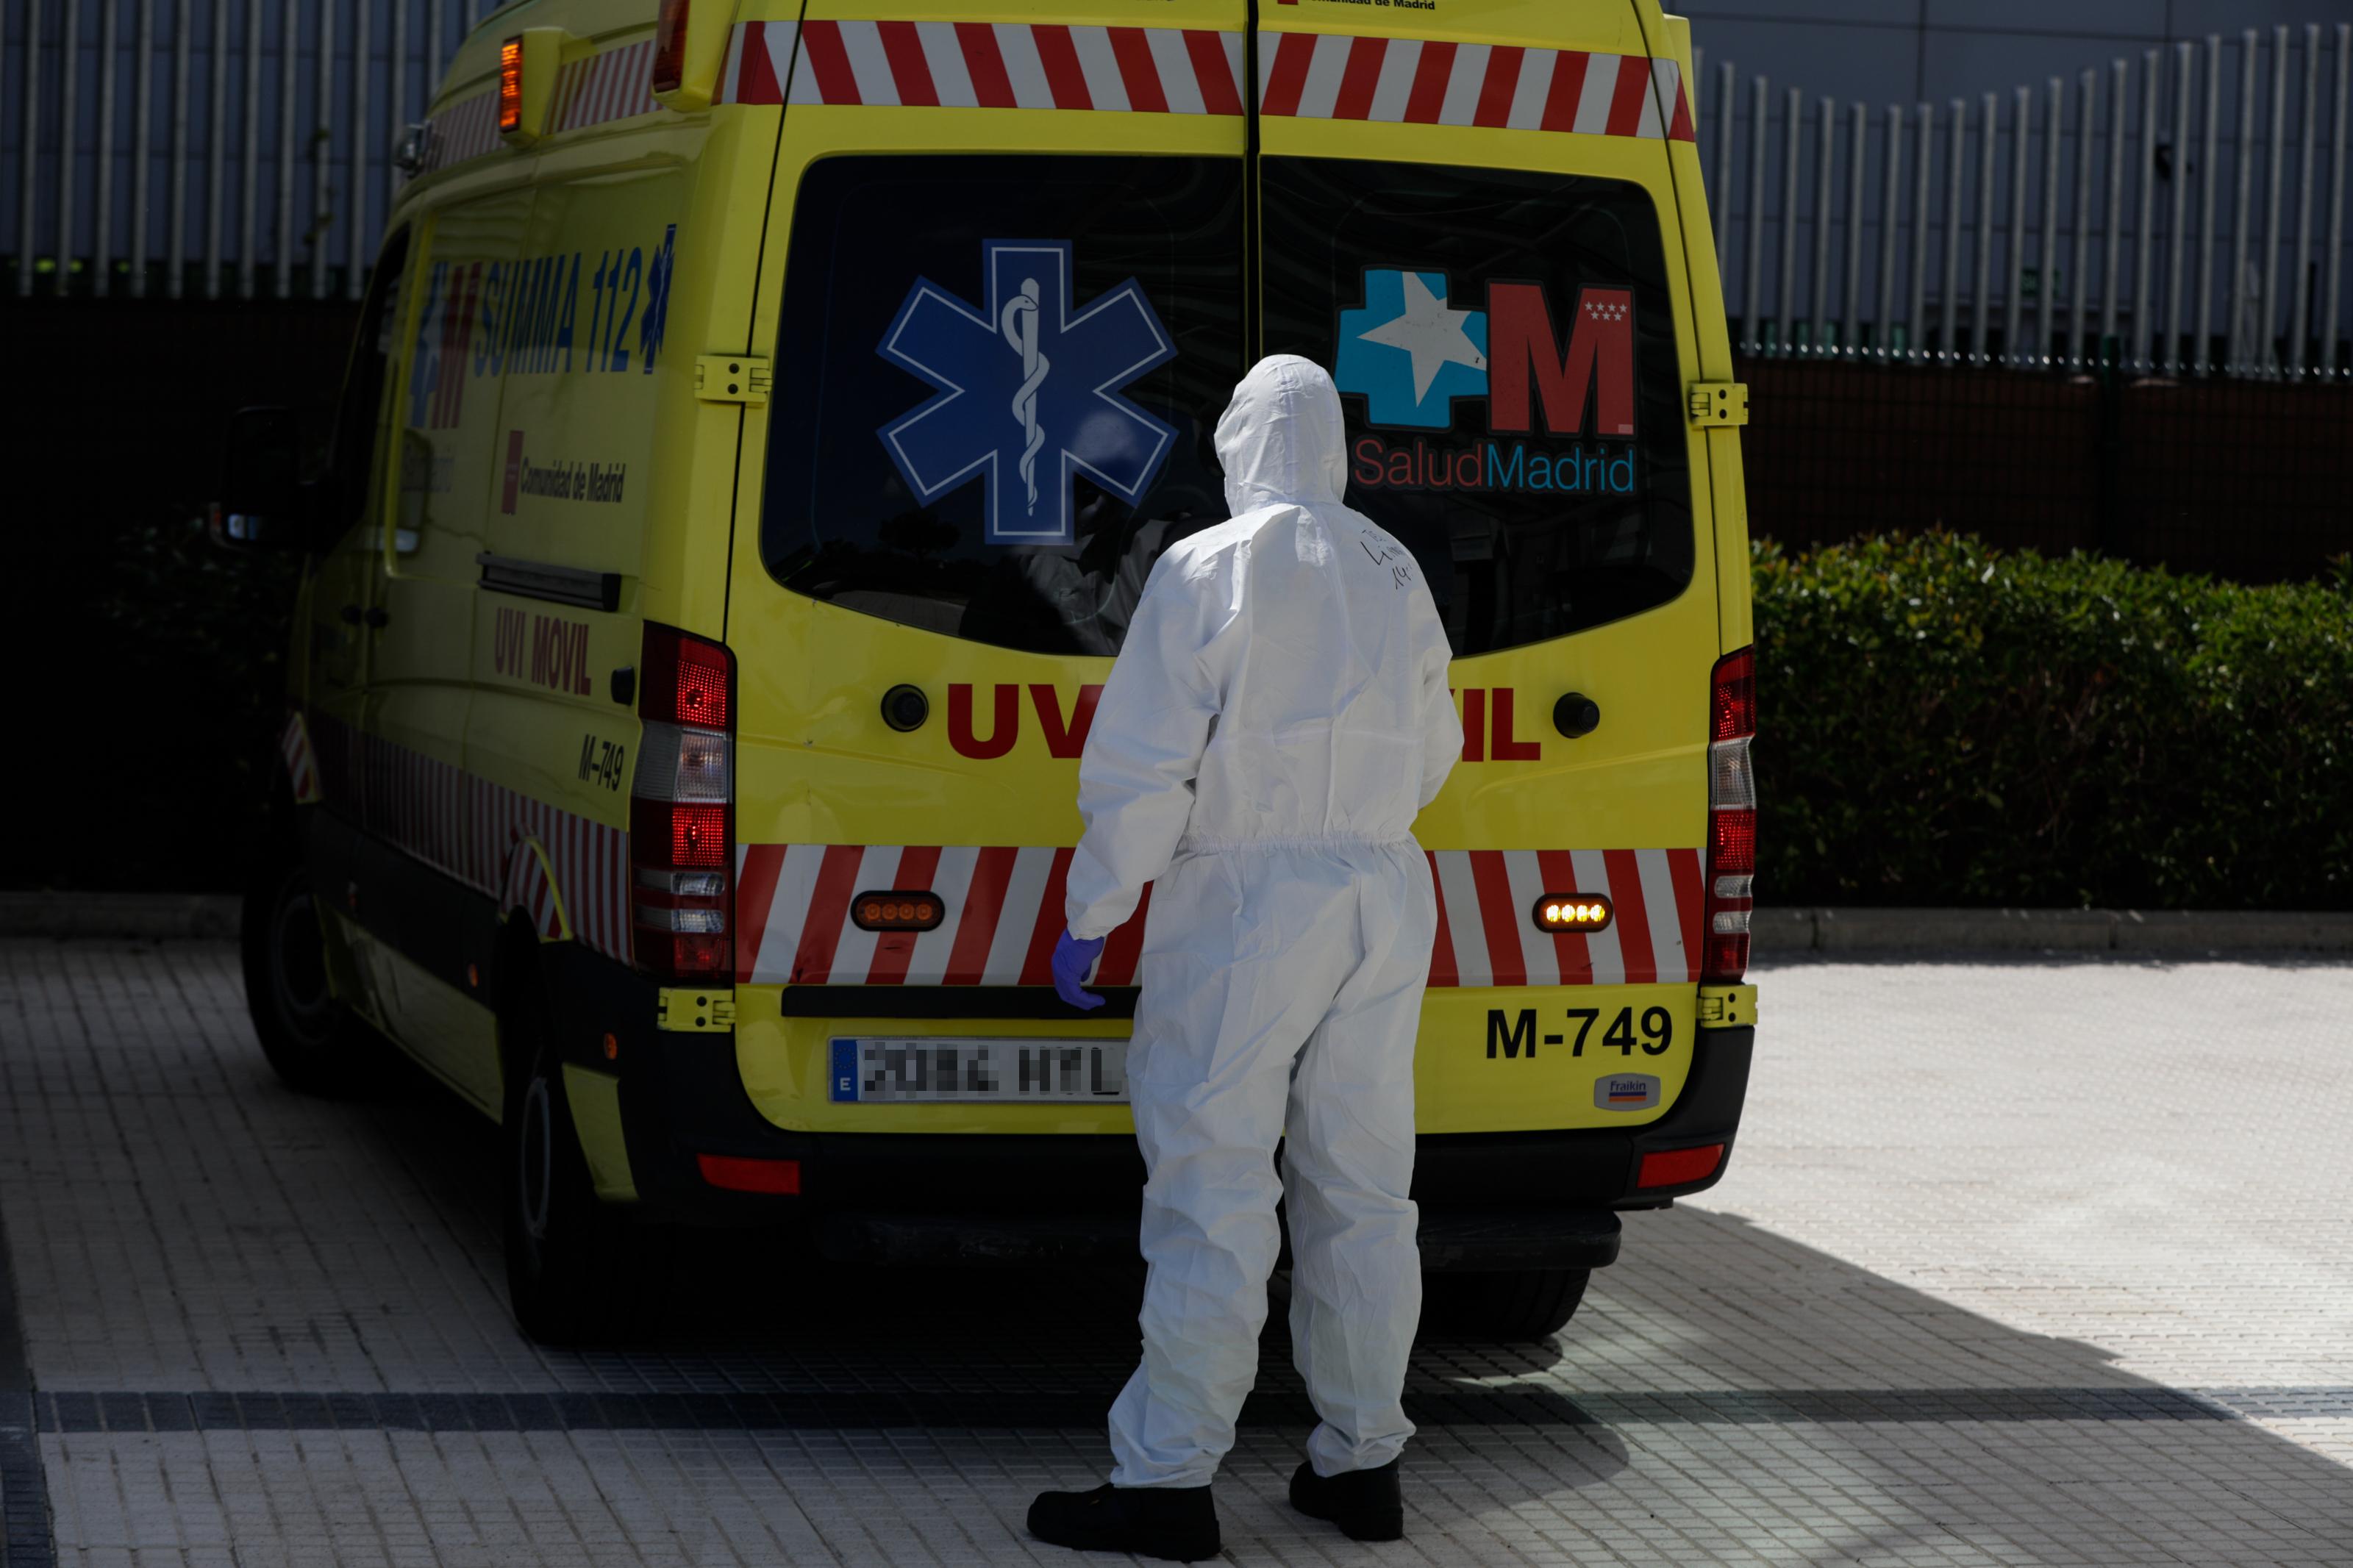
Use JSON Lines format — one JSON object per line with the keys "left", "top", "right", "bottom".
{"left": 1688, "top": 382, "right": 1749, "bottom": 426}
{"left": 695, "top": 354, "right": 770, "bottom": 406}
{"left": 657, "top": 987, "right": 736, "bottom": 1032}
{"left": 1695, "top": 983, "right": 1757, "bottom": 1028}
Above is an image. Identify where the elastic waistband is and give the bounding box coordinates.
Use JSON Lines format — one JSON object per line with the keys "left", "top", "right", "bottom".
{"left": 1176, "top": 834, "right": 1417, "bottom": 856}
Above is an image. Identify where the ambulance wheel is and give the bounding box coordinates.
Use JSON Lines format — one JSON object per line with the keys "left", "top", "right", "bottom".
{"left": 503, "top": 1000, "right": 668, "bottom": 1346}
{"left": 1422, "top": 1267, "right": 1590, "bottom": 1343}
{"left": 240, "top": 853, "right": 369, "bottom": 1096}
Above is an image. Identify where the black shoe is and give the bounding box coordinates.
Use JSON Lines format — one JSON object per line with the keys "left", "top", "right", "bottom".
{"left": 1027, "top": 1483, "right": 1221, "bottom": 1562}
{"left": 1289, "top": 1458, "right": 1404, "bottom": 1542}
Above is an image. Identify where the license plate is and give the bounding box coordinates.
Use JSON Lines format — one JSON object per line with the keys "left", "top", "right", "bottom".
{"left": 829, "top": 1037, "right": 1130, "bottom": 1103}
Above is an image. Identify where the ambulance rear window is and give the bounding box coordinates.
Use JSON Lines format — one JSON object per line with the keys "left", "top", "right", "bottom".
{"left": 761, "top": 154, "right": 1244, "bottom": 657}
{"left": 1262, "top": 157, "right": 1695, "bottom": 653}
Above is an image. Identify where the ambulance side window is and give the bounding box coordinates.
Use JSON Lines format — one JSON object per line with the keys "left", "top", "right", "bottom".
{"left": 324, "top": 229, "right": 410, "bottom": 551}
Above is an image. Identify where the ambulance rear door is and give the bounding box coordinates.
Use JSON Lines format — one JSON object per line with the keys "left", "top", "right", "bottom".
{"left": 726, "top": 1, "right": 1249, "bottom": 1132}
{"left": 1253, "top": 0, "right": 1721, "bottom": 1134}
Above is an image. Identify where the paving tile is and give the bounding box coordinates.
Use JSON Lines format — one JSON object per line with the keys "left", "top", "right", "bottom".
{"left": 0, "top": 940, "right": 2349, "bottom": 1565}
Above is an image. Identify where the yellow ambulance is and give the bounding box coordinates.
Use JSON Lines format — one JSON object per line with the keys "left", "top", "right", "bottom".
{"left": 220, "top": 0, "right": 1760, "bottom": 1345}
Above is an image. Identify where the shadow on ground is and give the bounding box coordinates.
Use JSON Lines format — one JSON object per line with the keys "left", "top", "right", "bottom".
{"left": 288, "top": 1011, "right": 2353, "bottom": 1551}
{"left": 4, "top": 940, "right": 2349, "bottom": 1564}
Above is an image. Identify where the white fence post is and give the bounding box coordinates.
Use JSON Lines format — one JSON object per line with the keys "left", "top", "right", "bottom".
{"left": 2325, "top": 24, "right": 2350, "bottom": 377}
{"left": 2005, "top": 85, "right": 2030, "bottom": 365}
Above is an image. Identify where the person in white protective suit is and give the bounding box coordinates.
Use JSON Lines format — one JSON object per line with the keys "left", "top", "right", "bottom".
{"left": 1026, "top": 356, "right": 1462, "bottom": 1562}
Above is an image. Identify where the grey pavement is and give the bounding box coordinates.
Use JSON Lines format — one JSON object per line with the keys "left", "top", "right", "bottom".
{"left": 1, "top": 938, "right": 2349, "bottom": 1566}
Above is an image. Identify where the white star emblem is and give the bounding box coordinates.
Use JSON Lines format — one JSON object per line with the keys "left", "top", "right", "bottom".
{"left": 1355, "top": 272, "right": 1487, "bottom": 404}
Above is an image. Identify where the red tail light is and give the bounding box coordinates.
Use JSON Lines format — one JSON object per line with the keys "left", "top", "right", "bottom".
{"left": 633, "top": 800, "right": 729, "bottom": 868}
{"left": 642, "top": 619, "right": 729, "bottom": 729}
{"left": 1710, "top": 645, "right": 1755, "bottom": 742}
{"left": 651, "top": 0, "right": 691, "bottom": 94}
{"left": 1710, "top": 809, "right": 1756, "bottom": 874}
{"left": 1702, "top": 647, "right": 1756, "bottom": 984}
{"left": 631, "top": 623, "right": 734, "bottom": 979}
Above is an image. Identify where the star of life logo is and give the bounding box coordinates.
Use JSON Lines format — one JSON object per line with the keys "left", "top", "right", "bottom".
{"left": 1335, "top": 267, "right": 1639, "bottom": 495}
{"left": 876, "top": 240, "right": 1179, "bottom": 546}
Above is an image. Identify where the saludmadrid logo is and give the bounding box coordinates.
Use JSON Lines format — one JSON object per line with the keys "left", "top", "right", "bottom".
{"left": 1334, "top": 266, "right": 1640, "bottom": 495}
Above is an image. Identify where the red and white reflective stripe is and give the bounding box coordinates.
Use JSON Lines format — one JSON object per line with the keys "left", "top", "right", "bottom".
{"left": 306, "top": 712, "right": 632, "bottom": 963}
{"left": 1425, "top": 848, "right": 1703, "bottom": 986}
{"left": 421, "top": 26, "right": 1683, "bottom": 157}
{"left": 501, "top": 839, "right": 565, "bottom": 941}
{"left": 553, "top": 39, "right": 661, "bottom": 132}
{"left": 477, "top": 778, "right": 631, "bottom": 957}
{"left": 736, "top": 843, "right": 1143, "bottom": 987}
{"left": 735, "top": 842, "right": 1704, "bottom": 988}
{"left": 719, "top": 19, "right": 799, "bottom": 106}
{"left": 718, "top": 19, "right": 1246, "bottom": 114}
{"left": 1257, "top": 31, "right": 1693, "bottom": 141}
{"left": 422, "top": 91, "right": 501, "bottom": 173}
{"left": 279, "top": 712, "right": 322, "bottom": 806}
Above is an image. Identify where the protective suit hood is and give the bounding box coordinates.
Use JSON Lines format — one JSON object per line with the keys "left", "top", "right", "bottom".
{"left": 1214, "top": 354, "right": 1350, "bottom": 514}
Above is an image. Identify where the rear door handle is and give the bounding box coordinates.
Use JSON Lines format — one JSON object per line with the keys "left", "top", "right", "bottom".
{"left": 365, "top": 607, "right": 389, "bottom": 629}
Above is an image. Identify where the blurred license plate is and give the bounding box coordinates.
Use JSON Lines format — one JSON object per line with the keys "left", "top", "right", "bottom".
{"left": 829, "top": 1037, "right": 1129, "bottom": 1103}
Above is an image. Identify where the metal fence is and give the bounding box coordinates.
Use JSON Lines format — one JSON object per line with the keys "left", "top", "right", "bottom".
{"left": 1696, "top": 25, "right": 2353, "bottom": 379}
{"left": 3, "top": 0, "right": 498, "bottom": 301}
{"left": 9, "top": 0, "right": 2353, "bottom": 384}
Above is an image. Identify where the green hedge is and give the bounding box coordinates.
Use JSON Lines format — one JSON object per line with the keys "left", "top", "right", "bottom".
{"left": 1753, "top": 533, "right": 2353, "bottom": 910}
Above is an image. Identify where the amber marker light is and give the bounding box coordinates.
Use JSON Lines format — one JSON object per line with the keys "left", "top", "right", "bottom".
{"left": 499, "top": 37, "right": 525, "bottom": 133}
{"left": 651, "top": 0, "right": 691, "bottom": 93}
{"left": 851, "top": 892, "right": 946, "bottom": 933}
{"left": 1535, "top": 894, "right": 1613, "bottom": 933}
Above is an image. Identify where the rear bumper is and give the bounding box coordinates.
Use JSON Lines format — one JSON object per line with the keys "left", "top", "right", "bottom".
{"left": 544, "top": 947, "right": 1752, "bottom": 1269}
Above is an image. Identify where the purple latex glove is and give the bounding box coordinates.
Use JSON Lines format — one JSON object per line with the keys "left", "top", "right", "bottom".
{"left": 1051, "top": 930, "right": 1107, "bottom": 1012}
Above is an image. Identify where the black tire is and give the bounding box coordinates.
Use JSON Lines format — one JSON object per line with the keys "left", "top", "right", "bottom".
{"left": 240, "top": 850, "right": 371, "bottom": 1096}
{"left": 1422, "top": 1267, "right": 1590, "bottom": 1342}
{"left": 502, "top": 992, "right": 670, "bottom": 1346}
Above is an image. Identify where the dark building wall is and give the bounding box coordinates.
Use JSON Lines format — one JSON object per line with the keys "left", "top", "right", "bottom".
{"left": 11, "top": 300, "right": 360, "bottom": 581}
{"left": 1737, "top": 356, "right": 2353, "bottom": 580}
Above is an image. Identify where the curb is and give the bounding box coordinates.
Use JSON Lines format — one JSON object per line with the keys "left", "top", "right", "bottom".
{"left": 0, "top": 892, "right": 240, "bottom": 940}
{"left": 2, "top": 892, "right": 2349, "bottom": 953}
{"left": 1755, "top": 906, "right": 2353, "bottom": 955}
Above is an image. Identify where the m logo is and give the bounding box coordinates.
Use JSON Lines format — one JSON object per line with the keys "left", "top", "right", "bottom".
{"left": 876, "top": 240, "right": 1179, "bottom": 546}
{"left": 1335, "top": 266, "right": 1636, "bottom": 437}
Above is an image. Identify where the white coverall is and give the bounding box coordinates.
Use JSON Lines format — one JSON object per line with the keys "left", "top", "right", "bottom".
{"left": 1063, "top": 354, "right": 1463, "bottom": 1489}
